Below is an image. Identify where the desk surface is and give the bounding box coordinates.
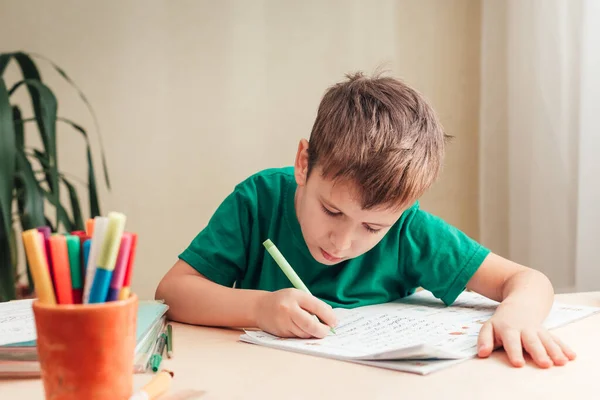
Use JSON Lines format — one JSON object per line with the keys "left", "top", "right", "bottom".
{"left": 1, "top": 292, "right": 599, "bottom": 400}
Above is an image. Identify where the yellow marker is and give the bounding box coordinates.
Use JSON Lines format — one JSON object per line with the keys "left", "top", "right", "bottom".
{"left": 22, "top": 229, "right": 56, "bottom": 305}
{"left": 129, "top": 370, "right": 174, "bottom": 400}
{"left": 118, "top": 287, "right": 131, "bottom": 301}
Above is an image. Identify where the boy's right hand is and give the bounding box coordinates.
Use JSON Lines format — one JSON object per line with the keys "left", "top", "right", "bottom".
{"left": 254, "top": 288, "right": 338, "bottom": 339}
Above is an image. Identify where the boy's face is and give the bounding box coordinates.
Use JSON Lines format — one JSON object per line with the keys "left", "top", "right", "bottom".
{"left": 294, "top": 140, "right": 405, "bottom": 265}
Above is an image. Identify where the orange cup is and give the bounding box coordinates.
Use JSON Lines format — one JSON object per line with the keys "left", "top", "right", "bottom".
{"left": 33, "top": 294, "right": 138, "bottom": 400}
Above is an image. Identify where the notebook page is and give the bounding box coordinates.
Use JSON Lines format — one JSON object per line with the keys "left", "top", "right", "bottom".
{"left": 242, "top": 291, "right": 600, "bottom": 362}
{"left": 0, "top": 300, "right": 36, "bottom": 346}
{"left": 243, "top": 305, "right": 475, "bottom": 359}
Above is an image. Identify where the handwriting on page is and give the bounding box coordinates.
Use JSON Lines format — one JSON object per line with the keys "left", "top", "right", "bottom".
{"left": 244, "top": 290, "right": 600, "bottom": 362}
{"left": 246, "top": 301, "right": 488, "bottom": 359}
{"left": 0, "top": 300, "right": 36, "bottom": 346}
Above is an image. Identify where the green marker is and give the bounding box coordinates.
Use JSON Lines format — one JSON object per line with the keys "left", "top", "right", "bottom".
{"left": 263, "top": 239, "right": 336, "bottom": 334}
{"left": 166, "top": 324, "right": 173, "bottom": 358}
{"left": 149, "top": 333, "right": 167, "bottom": 372}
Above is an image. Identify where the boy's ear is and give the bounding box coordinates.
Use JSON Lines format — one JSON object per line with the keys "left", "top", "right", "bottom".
{"left": 294, "top": 139, "right": 310, "bottom": 186}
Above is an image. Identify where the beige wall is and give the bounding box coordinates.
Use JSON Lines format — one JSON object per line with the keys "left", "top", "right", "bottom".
{"left": 1, "top": 0, "right": 481, "bottom": 300}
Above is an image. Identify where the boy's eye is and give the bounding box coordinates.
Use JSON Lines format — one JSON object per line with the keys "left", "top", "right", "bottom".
{"left": 321, "top": 204, "right": 341, "bottom": 217}
{"left": 364, "top": 225, "right": 381, "bottom": 234}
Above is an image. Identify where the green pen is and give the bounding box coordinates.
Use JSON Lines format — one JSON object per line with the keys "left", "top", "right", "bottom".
{"left": 166, "top": 324, "right": 173, "bottom": 358}
{"left": 263, "top": 239, "right": 336, "bottom": 334}
{"left": 149, "top": 332, "right": 167, "bottom": 372}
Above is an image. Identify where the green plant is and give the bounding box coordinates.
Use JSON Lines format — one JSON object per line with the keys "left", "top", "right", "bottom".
{"left": 0, "top": 52, "right": 110, "bottom": 301}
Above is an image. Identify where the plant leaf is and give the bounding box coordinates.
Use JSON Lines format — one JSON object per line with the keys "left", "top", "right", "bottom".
{"left": 0, "top": 78, "right": 17, "bottom": 300}
{"left": 61, "top": 177, "right": 84, "bottom": 230}
{"left": 25, "top": 150, "right": 81, "bottom": 231}
{"left": 10, "top": 54, "right": 47, "bottom": 150}
{"left": 13, "top": 157, "right": 44, "bottom": 296}
{"left": 13, "top": 105, "right": 40, "bottom": 295}
{"left": 0, "top": 79, "right": 15, "bottom": 238}
{"left": 28, "top": 52, "right": 111, "bottom": 191}
{"left": 13, "top": 106, "right": 24, "bottom": 149}
{"left": 14, "top": 153, "right": 46, "bottom": 230}
{"left": 40, "top": 187, "right": 74, "bottom": 232}
{"left": 57, "top": 117, "right": 101, "bottom": 217}
{"left": 9, "top": 79, "right": 59, "bottom": 229}
{"left": 0, "top": 52, "right": 13, "bottom": 77}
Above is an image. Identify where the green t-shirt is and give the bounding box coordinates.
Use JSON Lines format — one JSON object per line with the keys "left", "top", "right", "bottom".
{"left": 179, "top": 167, "right": 490, "bottom": 308}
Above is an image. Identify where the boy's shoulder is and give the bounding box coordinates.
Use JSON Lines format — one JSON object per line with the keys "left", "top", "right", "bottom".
{"left": 234, "top": 166, "right": 295, "bottom": 192}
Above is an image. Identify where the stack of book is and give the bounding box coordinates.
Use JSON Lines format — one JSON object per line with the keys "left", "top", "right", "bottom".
{"left": 0, "top": 299, "right": 168, "bottom": 377}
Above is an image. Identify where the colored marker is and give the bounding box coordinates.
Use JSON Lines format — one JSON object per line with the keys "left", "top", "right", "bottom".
{"left": 65, "top": 235, "right": 82, "bottom": 303}
{"left": 129, "top": 370, "right": 174, "bottom": 400}
{"left": 36, "top": 226, "right": 56, "bottom": 293}
{"left": 107, "top": 233, "right": 133, "bottom": 301}
{"left": 83, "top": 239, "right": 91, "bottom": 273}
{"left": 166, "top": 324, "right": 173, "bottom": 358}
{"left": 83, "top": 216, "right": 108, "bottom": 303}
{"left": 263, "top": 239, "right": 336, "bottom": 334}
{"left": 48, "top": 235, "right": 74, "bottom": 304}
{"left": 22, "top": 229, "right": 56, "bottom": 305}
{"left": 38, "top": 232, "right": 49, "bottom": 270}
{"left": 70, "top": 230, "right": 89, "bottom": 279}
{"left": 118, "top": 233, "right": 138, "bottom": 301}
{"left": 149, "top": 333, "right": 167, "bottom": 372}
{"left": 86, "top": 218, "right": 95, "bottom": 237}
{"left": 88, "top": 212, "right": 127, "bottom": 303}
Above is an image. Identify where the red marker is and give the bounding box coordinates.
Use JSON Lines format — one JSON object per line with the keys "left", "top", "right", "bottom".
{"left": 48, "top": 235, "right": 74, "bottom": 304}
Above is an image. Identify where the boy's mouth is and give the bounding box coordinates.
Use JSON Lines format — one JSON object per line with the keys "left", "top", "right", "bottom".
{"left": 320, "top": 248, "right": 344, "bottom": 263}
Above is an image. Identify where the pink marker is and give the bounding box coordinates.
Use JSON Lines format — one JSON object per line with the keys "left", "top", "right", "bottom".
{"left": 37, "top": 229, "right": 57, "bottom": 294}
{"left": 106, "top": 233, "right": 133, "bottom": 301}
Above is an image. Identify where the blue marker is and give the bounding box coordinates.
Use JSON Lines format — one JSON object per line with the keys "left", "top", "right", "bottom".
{"left": 88, "top": 212, "right": 126, "bottom": 303}
{"left": 83, "top": 239, "right": 91, "bottom": 275}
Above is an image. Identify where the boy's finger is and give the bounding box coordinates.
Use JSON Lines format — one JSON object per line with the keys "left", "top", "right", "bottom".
{"left": 296, "top": 293, "right": 338, "bottom": 328}
{"left": 289, "top": 318, "right": 312, "bottom": 339}
{"left": 550, "top": 333, "right": 576, "bottom": 360}
{"left": 538, "top": 330, "right": 568, "bottom": 366}
{"left": 501, "top": 330, "right": 526, "bottom": 367}
{"left": 291, "top": 306, "right": 329, "bottom": 338}
{"left": 522, "top": 330, "right": 552, "bottom": 368}
{"left": 477, "top": 321, "right": 494, "bottom": 357}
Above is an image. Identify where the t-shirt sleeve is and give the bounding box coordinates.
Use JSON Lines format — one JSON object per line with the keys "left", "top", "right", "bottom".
{"left": 178, "top": 186, "right": 252, "bottom": 287}
{"left": 400, "top": 207, "right": 490, "bottom": 305}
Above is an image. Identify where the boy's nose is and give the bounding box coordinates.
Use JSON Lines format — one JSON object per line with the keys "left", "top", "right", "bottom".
{"left": 330, "top": 229, "right": 352, "bottom": 253}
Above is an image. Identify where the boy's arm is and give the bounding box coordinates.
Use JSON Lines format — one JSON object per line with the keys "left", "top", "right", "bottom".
{"left": 155, "top": 259, "right": 336, "bottom": 337}
{"left": 466, "top": 253, "right": 576, "bottom": 368}
{"left": 156, "top": 259, "right": 268, "bottom": 327}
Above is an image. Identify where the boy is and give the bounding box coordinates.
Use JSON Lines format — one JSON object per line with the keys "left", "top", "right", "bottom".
{"left": 156, "top": 72, "right": 575, "bottom": 369}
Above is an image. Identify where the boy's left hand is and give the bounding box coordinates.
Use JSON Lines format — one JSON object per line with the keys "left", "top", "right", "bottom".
{"left": 477, "top": 305, "right": 576, "bottom": 368}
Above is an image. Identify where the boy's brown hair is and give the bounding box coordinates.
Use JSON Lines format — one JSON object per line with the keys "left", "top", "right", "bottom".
{"left": 307, "top": 71, "right": 448, "bottom": 210}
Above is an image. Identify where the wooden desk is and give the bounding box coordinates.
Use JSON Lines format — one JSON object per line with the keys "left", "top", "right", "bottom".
{"left": 1, "top": 292, "right": 599, "bottom": 399}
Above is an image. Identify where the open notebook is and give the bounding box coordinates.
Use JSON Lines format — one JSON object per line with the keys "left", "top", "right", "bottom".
{"left": 240, "top": 290, "right": 600, "bottom": 375}
{"left": 0, "top": 299, "right": 168, "bottom": 377}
